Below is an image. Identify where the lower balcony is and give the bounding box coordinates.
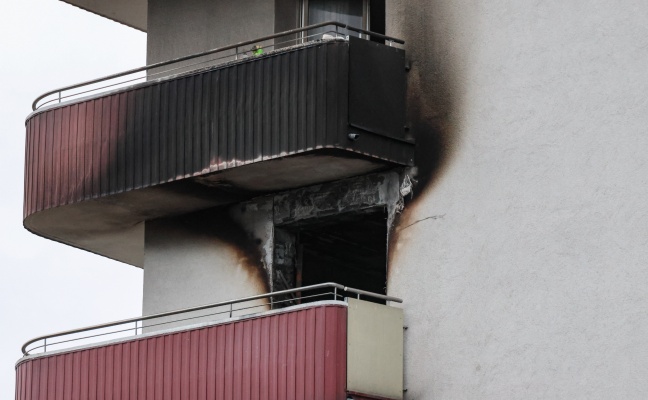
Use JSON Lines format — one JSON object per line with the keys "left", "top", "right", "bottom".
{"left": 16, "top": 283, "right": 404, "bottom": 400}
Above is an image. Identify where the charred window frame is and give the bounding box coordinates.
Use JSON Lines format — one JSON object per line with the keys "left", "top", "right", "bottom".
{"left": 273, "top": 208, "right": 389, "bottom": 305}
{"left": 268, "top": 172, "right": 403, "bottom": 306}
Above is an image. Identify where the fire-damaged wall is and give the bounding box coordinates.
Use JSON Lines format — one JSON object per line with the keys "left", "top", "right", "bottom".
{"left": 21, "top": 0, "right": 648, "bottom": 398}
{"left": 269, "top": 172, "right": 402, "bottom": 301}
{"left": 386, "top": 1, "right": 648, "bottom": 398}
{"left": 142, "top": 171, "right": 406, "bottom": 323}
{"left": 142, "top": 210, "right": 270, "bottom": 331}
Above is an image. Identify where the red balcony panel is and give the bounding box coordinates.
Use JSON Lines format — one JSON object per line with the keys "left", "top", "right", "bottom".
{"left": 16, "top": 304, "right": 347, "bottom": 400}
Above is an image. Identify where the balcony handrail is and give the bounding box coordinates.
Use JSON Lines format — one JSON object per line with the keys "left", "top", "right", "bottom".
{"left": 31, "top": 21, "right": 404, "bottom": 111}
{"left": 21, "top": 282, "right": 402, "bottom": 356}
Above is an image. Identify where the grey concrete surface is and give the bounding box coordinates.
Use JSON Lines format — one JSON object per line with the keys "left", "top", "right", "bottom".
{"left": 143, "top": 214, "right": 268, "bottom": 330}
{"left": 146, "top": 0, "right": 275, "bottom": 66}
{"left": 62, "top": 0, "right": 147, "bottom": 31}
{"left": 387, "top": 0, "right": 648, "bottom": 398}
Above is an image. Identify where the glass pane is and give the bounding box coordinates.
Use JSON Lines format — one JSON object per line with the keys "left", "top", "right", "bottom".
{"left": 308, "top": 0, "right": 363, "bottom": 38}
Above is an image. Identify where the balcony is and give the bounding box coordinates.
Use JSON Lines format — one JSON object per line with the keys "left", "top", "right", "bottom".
{"left": 23, "top": 22, "right": 413, "bottom": 266}
{"left": 16, "top": 283, "right": 404, "bottom": 400}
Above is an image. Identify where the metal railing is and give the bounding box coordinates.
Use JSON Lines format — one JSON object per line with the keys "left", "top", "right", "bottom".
{"left": 21, "top": 282, "right": 402, "bottom": 356}
{"left": 32, "top": 21, "right": 404, "bottom": 111}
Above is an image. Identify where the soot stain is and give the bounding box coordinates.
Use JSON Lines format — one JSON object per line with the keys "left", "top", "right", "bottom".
{"left": 181, "top": 208, "right": 271, "bottom": 293}
{"left": 388, "top": 36, "right": 462, "bottom": 276}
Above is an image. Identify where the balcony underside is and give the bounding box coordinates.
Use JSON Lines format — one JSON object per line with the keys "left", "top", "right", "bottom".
{"left": 61, "top": 0, "right": 147, "bottom": 31}
{"left": 24, "top": 39, "right": 412, "bottom": 266}
{"left": 24, "top": 152, "right": 389, "bottom": 266}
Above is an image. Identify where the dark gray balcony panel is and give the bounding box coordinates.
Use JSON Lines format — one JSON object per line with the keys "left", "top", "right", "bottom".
{"left": 23, "top": 39, "right": 413, "bottom": 266}
{"left": 349, "top": 36, "right": 407, "bottom": 140}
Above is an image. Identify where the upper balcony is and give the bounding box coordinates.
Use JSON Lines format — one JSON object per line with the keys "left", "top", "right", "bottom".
{"left": 23, "top": 22, "right": 413, "bottom": 266}
{"left": 16, "top": 283, "right": 404, "bottom": 400}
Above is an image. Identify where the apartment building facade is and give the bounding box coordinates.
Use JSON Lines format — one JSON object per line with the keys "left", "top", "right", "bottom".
{"left": 16, "top": 0, "right": 648, "bottom": 399}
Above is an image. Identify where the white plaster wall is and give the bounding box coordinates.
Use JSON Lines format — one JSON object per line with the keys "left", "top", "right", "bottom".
{"left": 388, "top": 0, "right": 648, "bottom": 398}
{"left": 143, "top": 217, "right": 268, "bottom": 331}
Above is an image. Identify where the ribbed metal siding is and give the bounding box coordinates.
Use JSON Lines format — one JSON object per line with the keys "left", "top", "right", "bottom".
{"left": 24, "top": 43, "right": 350, "bottom": 220}
{"left": 15, "top": 304, "right": 347, "bottom": 400}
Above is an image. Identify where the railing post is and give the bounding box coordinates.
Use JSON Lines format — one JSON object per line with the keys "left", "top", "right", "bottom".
{"left": 44, "top": 338, "right": 47, "bottom": 353}
{"left": 334, "top": 287, "right": 337, "bottom": 300}
{"left": 134, "top": 320, "right": 138, "bottom": 336}
{"left": 58, "top": 91, "right": 61, "bottom": 104}
{"left": 229, "top": 303, "right": 233, "bottom": 318}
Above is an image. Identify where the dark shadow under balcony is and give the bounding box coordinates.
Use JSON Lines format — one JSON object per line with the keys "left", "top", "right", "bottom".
{"left": 23, "top": 23, "right": 413, "bottom": 266}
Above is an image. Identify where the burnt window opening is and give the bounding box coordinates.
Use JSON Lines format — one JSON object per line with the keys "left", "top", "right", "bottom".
{"left": 273, "top": 208, "right": 388, "bottom": 306}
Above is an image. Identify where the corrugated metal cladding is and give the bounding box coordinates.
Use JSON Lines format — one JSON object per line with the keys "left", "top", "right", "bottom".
{"left": 348, "top": 36, "right": 407, "bottom": 141}
{"left": 24, "top": 40, "right": 412, "bottom": 220}
{"left": 15, "top": 304, "right": 347, "bottom": 400}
